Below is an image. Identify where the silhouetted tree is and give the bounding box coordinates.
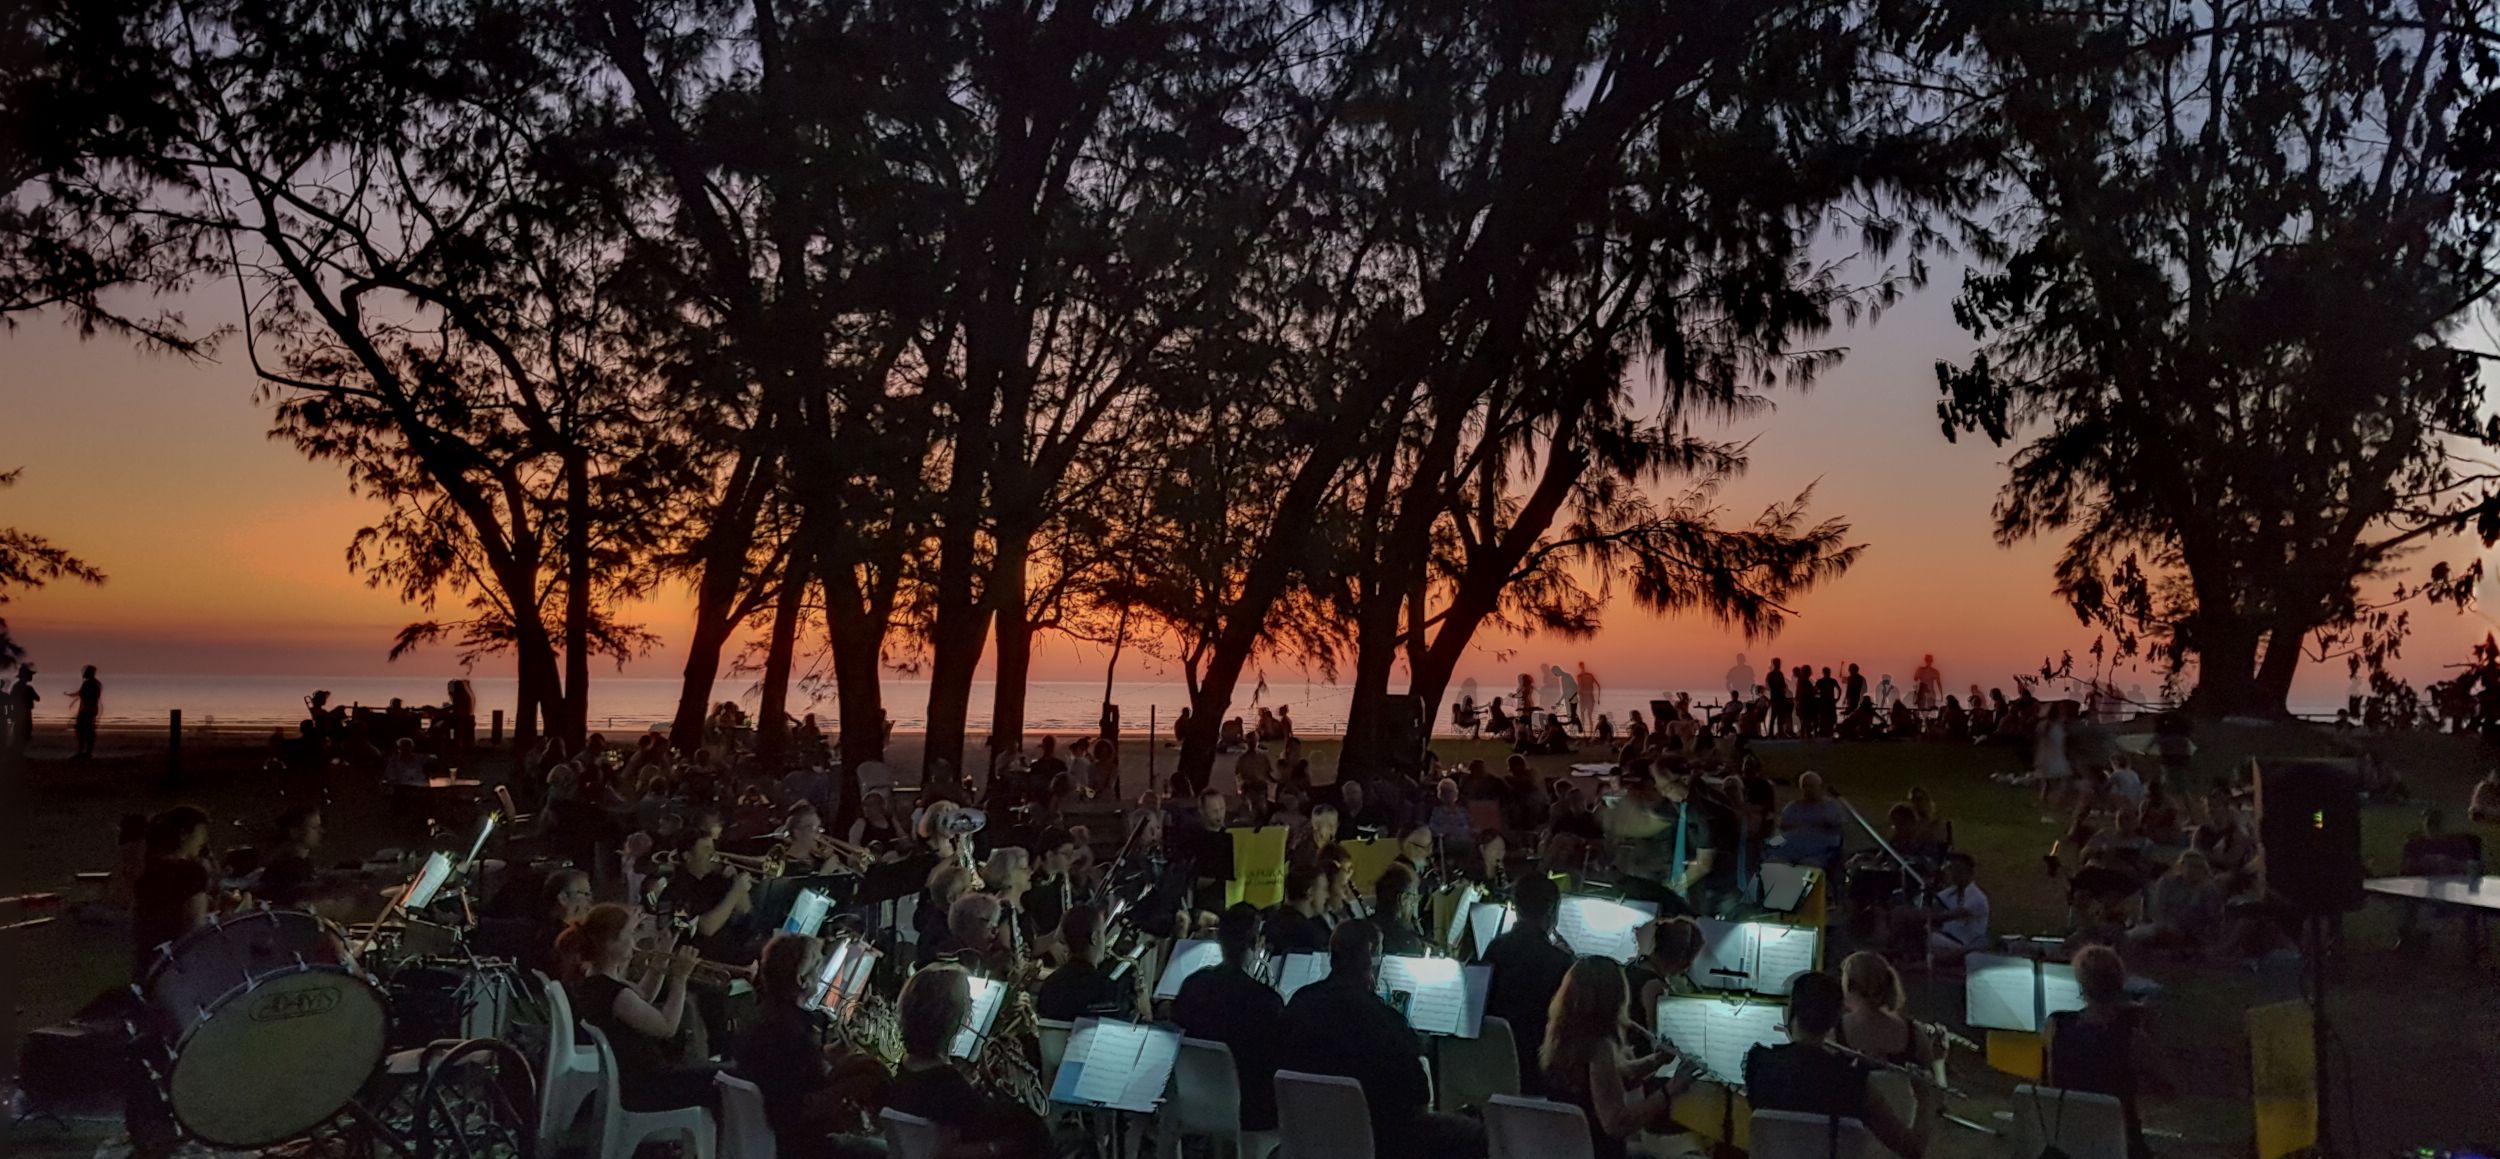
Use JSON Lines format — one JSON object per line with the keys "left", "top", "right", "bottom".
{"left": 0, "top": 469, "right": 104, "bottom": 667}
{"left": 1939, "top": 0, "right": 2500, "bottom": 716}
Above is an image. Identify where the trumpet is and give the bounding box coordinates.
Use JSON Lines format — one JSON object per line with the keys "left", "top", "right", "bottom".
{"left": 651, "top": 846, "right": 787, "bottom": 877}
{"left": 631, "top": 948, "right": 751, "bottom": 987}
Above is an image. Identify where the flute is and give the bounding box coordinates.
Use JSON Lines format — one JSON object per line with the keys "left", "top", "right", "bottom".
{"left": 1819, "top": 1039, "right": 1967, "bottom": 1098}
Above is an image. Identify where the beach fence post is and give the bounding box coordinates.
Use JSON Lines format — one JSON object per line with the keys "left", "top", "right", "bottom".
{"left": 491, "top": 710, "right": 504, "bottom": 746}
{"left": 166, "top": 709, "right": 181, "bottom": 787}
{"left": 1148, "top": 706, "right": 1156, "bottom": 785}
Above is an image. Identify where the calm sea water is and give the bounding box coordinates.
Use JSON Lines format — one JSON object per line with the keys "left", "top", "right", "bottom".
{"left": 37, "top": 672, "right": 2341, "bottom": 732}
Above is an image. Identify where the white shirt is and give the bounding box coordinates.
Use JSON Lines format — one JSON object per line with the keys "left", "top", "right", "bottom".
{"left": 1936, "top": 882, "right": 1990, "bottom": 947}
{"left": 1726, "top": 663, "right": 1756, "bottom": 696}
{"left": 2107, "top": 765, "right": 2146, "bottom": 804}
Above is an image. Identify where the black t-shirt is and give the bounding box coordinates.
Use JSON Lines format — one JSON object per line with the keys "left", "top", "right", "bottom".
{"left": 1027, "top": 875, "right": 1072, "bottom": 944}
{"left": 132, "top": 856, "right": 211, "bottom": 975}
{"left": 1669, "top": 796, "right": 1743, "bottom": 890}
{"left": 1036, "top": 958, "right": 1133, "bottom": 1022}
{"left": 76, "top": 677, "right": 101, "bottom": 720}
{"left": 734, "top": 1006, "right": 830, "bottom": 1141}
{"left": 1360, "top": 912, "right": 1428, "bottom": 959}
{"left": 1813, "top": 676, "right": 1839, "bottom": 706}
{"left": 574, "top": 974, "right": 670, "bottom": 1085}
{"left": 1172, "top": 963, "right": 1287, "bottom": 1130}
{"left": 1744, "top": 1041, "right": 1870, "bottom": 1120}
{"left": 1281, "top": 975, "right": 1430, "bottom": 1155}
{"left": 1766, "top": 669, "right": 1789, "bottom": 699}
{"left": 659, "top": 868, "right": 746, "bottom": 961}
{"left": 1482, "top": 926, "right": 1573, "bottom": 1095}
{"left": 1265, "top": 907, "right": 1332, "bottom": 956}
{"left": 884, "top": 1061, "right": 980, "bottom": 1131}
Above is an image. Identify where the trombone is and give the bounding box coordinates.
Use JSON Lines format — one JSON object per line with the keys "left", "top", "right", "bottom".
{"left": 630, "top": 947, "right": 751, "bottom": 988}
{"left": 650, "top": 846, "right": 788, "bottom": 877}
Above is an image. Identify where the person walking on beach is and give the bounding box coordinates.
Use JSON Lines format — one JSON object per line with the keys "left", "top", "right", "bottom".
{"left": 8, "top": 663, "right": 39, "bottom": 758}
{"left": 72, "top": 664, "right": 102, "bottom": 759}
{"left": 1575, "top": 662, "right": 1602, "bottom": 724}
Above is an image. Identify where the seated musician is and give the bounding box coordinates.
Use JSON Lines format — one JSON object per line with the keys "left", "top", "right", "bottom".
{"left": 1286, "top": 803, "right": 1340, "bottom": 870}
{"left": 1266, "top": 866, "right": 1335, "bottom": 956}
{"left": 1360, "top": 862, "right": 1429, "bottom": 957}
{"left": 1540, "top": 958, "right": 1692, "bottom": 1159}
{"left": 1171, "top": 905, "right": 1285, "bottom": 1132}
{"left": 930, "top": 893, "right": 1012, "bottom": 976}
{"left": 1025, "top": 829, "right": 1081, "bottom": 954}
{"left": 916, "top": 864, "right": 977, "bottom": 967}
{"left": 1394, "top": 823, "right": 1436, "bottom": 879}
{"left": 1836, "top": 952, "right": 1937, "bottom": 1080}
{"left": 1034, "top": 904, "right": 1149, "bottom": 1022}
{"left": 1743, "top": 972, "right": 1934, "bottom": 1157}
{"left": 507, "top": 868, "right": 594, "bottom": 980}
{"left": 1483, "top": 875, "right": 1573, "bottom": 1096}
{"left": 733, "top": 934, "right": 889, "bottom": 1158}
{"left": 886, "top": 967, "right": 1051, "bottom": 1159}
{"left": 253, "top": 805, "right": 324, "bottom": 909}
{"left": 660, "top": 829, "right": 758, "bottom": 963}
{"left": 852, "top": 791, "right": 904, "bottom": 850}
{"left": 1921, "top": 853, "right": 1989, "bottom": 965}
{"left": 782, "top": 801, "right": 864, "bottom": 876}
{"left": 2044, "top": 946, "right": 2166, "bottom": 1159}
{"left": 1626, "top": 916, "right": 1705, "bottom": 1025}
{"left": 560, "top": 904, "right": 719, "bottom": 1113}
{"left": 980, "top": 848, "right": 1036, "bottom": 957}
{"left": 1280, "top": 921, "right": 1487, "bottom": 1159}
{"left": 132, "top": 806, "right": 214, "bottom": 977}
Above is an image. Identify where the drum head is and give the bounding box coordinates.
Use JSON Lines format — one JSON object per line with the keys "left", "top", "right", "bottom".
{"left": 167, "top": 969, "right": 387, "bottom": 1148}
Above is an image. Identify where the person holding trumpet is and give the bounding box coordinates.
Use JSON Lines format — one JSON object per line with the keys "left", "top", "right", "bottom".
{"left": 658, "top": 829, "right": 758, "bottom": 964}
{"left": 560, "top": 904, "right": 720, "bottom": 1114}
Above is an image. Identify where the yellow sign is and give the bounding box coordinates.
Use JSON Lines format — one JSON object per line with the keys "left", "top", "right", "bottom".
{"left": 1344, "top": 837, "right": 1401, "bottom": 893}
{"left": 2248, "top": 1000, "right": 2317, "bottom": 1159}
{"left": 1227, "top": 825, "right": 1289, "bottom": 908}
{"left": 1986, "top": 1029, "right": 2045, "bottom": 1081}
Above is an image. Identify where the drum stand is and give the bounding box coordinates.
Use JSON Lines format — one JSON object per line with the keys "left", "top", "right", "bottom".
{"left": 349, "top": 1037, "right": 538, "bottom": 1159}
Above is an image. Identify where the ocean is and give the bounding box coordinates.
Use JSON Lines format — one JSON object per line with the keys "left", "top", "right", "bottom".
{"left": 38, "top": 671, "right": 2344, "bottom": 733}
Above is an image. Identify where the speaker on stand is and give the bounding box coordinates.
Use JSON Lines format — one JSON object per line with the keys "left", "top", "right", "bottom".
{"left": 1380, "top": 694, "right": 1428, "bottom": 776}
{"left": 2255, "top": 758, "right": 2365, "bottom": 1154}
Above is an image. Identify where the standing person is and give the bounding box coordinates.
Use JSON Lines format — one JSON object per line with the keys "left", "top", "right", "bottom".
{"left": 2046, "top": 945, "right": 2165, "bottom": 1159}
{"left": 1814, "top": 668, "right": 1842, "bottom": 736}
{"left": 1913, "top": 654, "right": 1943, "bottom": 713}
{"left": 447, "top": 678, "right": 476, "bottom": 752}
{"left": 1844, "top": 664, "right": 1868, "bottom": 714}
{"left": 72, "top": 664, "right": 102, "bottom": 759}
{"left": 1765, "top": 658, "right": 1791, "bottom": 738}
{"left": 7, "top": 663, "right": 39, "bottom": 761}
{"left": 1725, "top": 654, "right": 1755, "bottom": 705}
{"left": 1576, "top": 662, "right": 1602, "bottom": 725}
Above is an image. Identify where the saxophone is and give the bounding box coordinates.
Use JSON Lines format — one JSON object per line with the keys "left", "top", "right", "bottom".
{"left": 966, "top": 956, "right": 1050, "bottom": 1115}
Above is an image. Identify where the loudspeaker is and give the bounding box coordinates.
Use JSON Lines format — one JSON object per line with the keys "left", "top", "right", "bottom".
{"left": 2255, "top": 758, "right": 2366, "bottom": 915}
{"left": 1382, "top": 694, "right": 1428, "bottom": 772}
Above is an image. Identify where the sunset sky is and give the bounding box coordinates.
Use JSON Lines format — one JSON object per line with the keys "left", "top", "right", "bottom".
{"left": 7, "top": 259, "right": 2495, "bottom": 713}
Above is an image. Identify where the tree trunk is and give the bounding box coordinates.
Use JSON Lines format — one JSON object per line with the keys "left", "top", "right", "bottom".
{"left": 823, "top": 565, "right": 888, "bottom": 836}
{"left": 665, "top": 456, "right": 772, "bottom": 754}
{"left": 1336, "top": 589, "right": 1409, "bottom": 780}
{"left": 989, "top": 535, "right": 1034, "bottom": 753}
{"left": 671, "top": 615, "right": 736, "bottom": 756}
{"left": 2186, "top": 615, "right": 2271, "bottom": 718}
{"left": 563, "top": 451, "right": 592, "bottom": 748}
{"left": 2254, "top": 619, "right": 2309, "bottom": 716}
{"left": 922, "top": 604, "right": 989, "bottom": 786}
{"left": 756, "top": 553, "right": 809, "bottom": 763}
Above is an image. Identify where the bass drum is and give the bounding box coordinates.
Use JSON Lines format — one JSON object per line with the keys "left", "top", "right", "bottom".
{"left": 142, "top": 909, "right": 388, "bottom": 1148}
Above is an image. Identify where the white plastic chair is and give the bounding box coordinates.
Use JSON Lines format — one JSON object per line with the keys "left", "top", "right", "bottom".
{"left": 713, "top": 1073, "right": 775, "bottom": 1159}
{"left": 1436, "top": 1016, "right": 1522, "bottom": 1113}
{"left": 1273, "top": 1070, "right": 1372, "bottom": 1159}
{"left": 581, "top": 1024, "right": 718, "bottom": 1159}
{"left": 1747, "top": 1108, "right": 1872, "bottom": 1158}
{"left": 1159, "top": 1038, "right": 1279, "bottom": 1159}
{"left": 1866, "top": 1070, "right": 1915, "bottom": 1136}
{"left": 537, "top": 974, "right": 603, "bottom": 1152}
{"left": 1483, "top": 1094, "right": 1593, "bottom": 1159}
{"left": 2007, "top": 1085, "right": 2129, "bottom": 1159}
{"left": 881, "top": 1108, "right": 939, "bottom": 1159}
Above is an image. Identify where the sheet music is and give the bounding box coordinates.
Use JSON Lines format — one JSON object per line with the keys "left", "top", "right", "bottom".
{"left": 1707, "top": 1003, "right": 1789, "bottom": 1088}
{"left": 1274, "top": 952, "right": 1331, "bottom": 1000}
{"left": 1686, "top": 918, "right": 1752, "bottom": 991}
{"left": 1069, "top": 1022, "right": 1149, "bottom": 1106}
{"left": 1758, "top": 863, "right": 1817, "bottom": 912}
{"left": 951, "top": 975, "right": 1005, "bottom": 1060}
{"left": 1118, "top": 1025, "right": 1183, "bottom": 1112}
{"left": 1442, "top": 883, "right": 1481, "bottom": 948}
{"left": 1378, "top": 955, "right": 1479, "bottom": 1037}
{"left": 783, "top": 888, "right": 834, "bottom": 936}
{"left": 1154, "top": 939, "right": 1224, "bottom": 1000}
{"left": 2041, "top": 962, "right": 2086, "bottom": 1020}
{"left": 1750, "top": 924, "right": 1818, "bottom": 996}
{"left": 404, "top": 852, "right": 454, "bottom": 909}
{"left": 1656, "top": 998, "right": 1713, "bottom": 1065}
{"left": 1657, "top": 996, "right": 1791, "bottom": 1087}
{"left": 1964, "top": 954, "right": 2040, "bottom": 1032}
{"left": 1469, "top": 902, "right": 1516, "bottom": 958}
{"left": 1556, "top": 895, "right": 1655, "bottom": 962}
{"left": 817, "top": 942, "right": 879, "bottom": 1015}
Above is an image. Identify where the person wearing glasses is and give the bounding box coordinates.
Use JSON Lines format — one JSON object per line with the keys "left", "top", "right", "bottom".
{"left": 1394, "top": 824, "right": 1436, "bottom": 879}
{"left": 1359, "top": 862, "right": 1429, "bottom": 957}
